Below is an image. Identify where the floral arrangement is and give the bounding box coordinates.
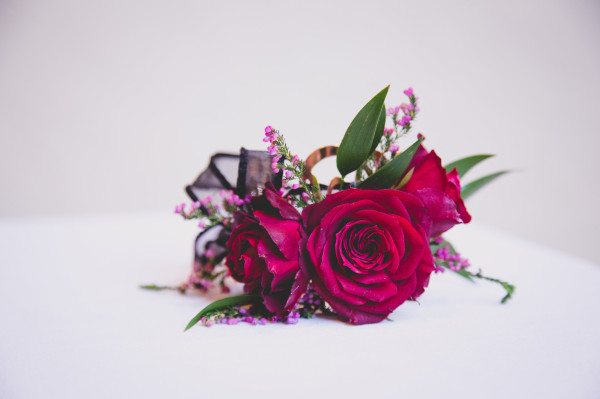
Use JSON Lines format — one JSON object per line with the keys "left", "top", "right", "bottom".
{"left": 143, "top": 86, "right": 514, "bottom": 328}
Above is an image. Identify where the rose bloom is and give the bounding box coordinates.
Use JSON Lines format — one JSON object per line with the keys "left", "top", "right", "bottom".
{"left": 225, "top": 185, "right": 308, "bottom": 316}
{"left": 400, "top": 139, "right": 471, "bottom": 238}
{"left": 300, "top": 189, "right": 434, "bottom": 325}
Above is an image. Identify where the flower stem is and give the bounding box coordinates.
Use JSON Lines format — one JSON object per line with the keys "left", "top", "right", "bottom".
{"left": 461, "top": 269, "right": 515, "bottom": 304}
{"left": 140, "top": 284, "right": 180, "bottom": 291}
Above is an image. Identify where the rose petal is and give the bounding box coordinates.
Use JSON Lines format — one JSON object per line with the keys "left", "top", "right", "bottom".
{"left": 402, "top": 150, "right": 447, "bottom": 193}
{"left": 255, "top": 210, "right": 301, "bottom": 260}
{"left": 314, "top": 237, "right": 367, "bottom": 306}
{"left": 263, "top": 186, "right": 302, "bottom": 221}
{"left": 335, "top": 271, "right": 398, "bottom": 302}
{"left": 387, "top": 217, "right": 424, "bottom": 281}
{"left": 284, "top": 268, "right": 309, "bottom": 311}
{"left": 415, "top": 187, "right": 462, "bottom": 237}
{"left": 357, "top": 274, "right": 417, "bottom": 314}
{"left": 446, "top": 168, "right": 472, "bottom": 224}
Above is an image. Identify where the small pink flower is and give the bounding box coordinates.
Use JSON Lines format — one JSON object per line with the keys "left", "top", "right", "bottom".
{"left": 205, "top": 248, "right": 216, "bottom": 258}
{"left": 403, "top": 87, "right": 414, "bottom": 97}
{"left": 265, "top": 126, "right": 272, "bottom": 134}
{"left": 390, "top": 145, "right": 400, "bottom": 153}
{"left": 398, "top": 115, "right": 412, "bottom": 127}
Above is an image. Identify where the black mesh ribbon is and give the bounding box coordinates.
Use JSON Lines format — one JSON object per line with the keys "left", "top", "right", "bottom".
{"left": 186, "top": 148, "right": 282, "bottom": 266}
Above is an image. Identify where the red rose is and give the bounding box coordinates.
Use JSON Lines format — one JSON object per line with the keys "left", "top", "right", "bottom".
{"left": 400, "top": 141, "right": 471, "bottom": 238}
{"left": 225, "top": 186, "right": 308, "bottom": 316}
{"left": 300, "top": 189, "right": 434, "bottom": 325}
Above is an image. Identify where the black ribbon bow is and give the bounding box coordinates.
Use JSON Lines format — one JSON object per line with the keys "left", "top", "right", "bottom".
{"left": 186, "top": 148, "right": 282, "bottom": 267}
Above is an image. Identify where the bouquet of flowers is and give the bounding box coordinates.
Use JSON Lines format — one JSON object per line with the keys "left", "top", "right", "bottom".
{"left": 143, "top": 86, "right": 514, "bottom": 328}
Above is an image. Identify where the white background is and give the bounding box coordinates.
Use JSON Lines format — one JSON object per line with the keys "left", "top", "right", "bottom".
{"left": 1, "top": 0, "right": 599, "bottom": 265}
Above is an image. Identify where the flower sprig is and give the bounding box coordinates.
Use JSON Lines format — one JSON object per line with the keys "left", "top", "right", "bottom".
{"left": 174, "top": 189, "right": 250, "bottom": 229}
{"left": 264, "top": 126, "right": 321, "bottom": 207}
{"left": 430, "top": 237, "right": 515, "bottom": 303}
{"left": 190, "top": 287, "right": 331, "bottom": 327}
{"left": 382, "top": 88, "right": 420, "bottom": 156}
{"left": 356, "top": 87, "right": 420, "bottom": 181}
{"left": 432, "top": 237, "right": 471, "bottom": 273}
{"left": 185, "top": 260, "right": 229, "bottom": 293}
{"left": 194, "top": 306, "right": 301, "bottom": 327}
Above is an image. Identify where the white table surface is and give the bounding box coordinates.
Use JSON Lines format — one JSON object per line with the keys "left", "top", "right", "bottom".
{"left": 1, "top": 213, "right": 599, "bottom": 399}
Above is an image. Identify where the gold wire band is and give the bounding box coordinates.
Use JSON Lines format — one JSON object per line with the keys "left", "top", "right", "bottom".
{"left": 303, "top": 146, "right": 338, "bottom": 182}
{"left": 303, "top": 146, "right": 386, "bottom": 192}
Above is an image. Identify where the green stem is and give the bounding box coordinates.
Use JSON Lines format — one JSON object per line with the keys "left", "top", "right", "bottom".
{"left": 140, "top": 284, "right": 180, "bottom": 291}
{"left": 462, "top": 269, "right": 515, "bottom": 304}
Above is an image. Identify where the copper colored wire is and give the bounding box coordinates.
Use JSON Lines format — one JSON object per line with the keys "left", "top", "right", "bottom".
{"left": 303, "top": 146, "right": 338, "bottom": 182}
{"left": 303, "top": 146, "right": 386, "bottom": 192}
{"left": 326, "top": 177, "right": 344, "bottom": 195}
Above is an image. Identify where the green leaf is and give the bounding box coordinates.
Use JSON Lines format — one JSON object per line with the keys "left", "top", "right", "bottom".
{"left": 184, "top": 294, "right": 262, "bottom": 331}
{"left": 500, "top": 282, "right": 515, "bottom": 304}
{"left": 461, "top": 171, "right": 509, "bottom": 200}
{"left": 394, "top": 167, "right": 414, "bottom": 189}
{"left": 369, "top": 104, "right": 387, "bottom": 155}
{"left": 337, "top": 86, "right": 389, "bottom": 176}
{"left": 358, "top": 137, "right": 423, "bottom": 189}
{"left": 444, "top": 154, "right": 494, "bottom": 178}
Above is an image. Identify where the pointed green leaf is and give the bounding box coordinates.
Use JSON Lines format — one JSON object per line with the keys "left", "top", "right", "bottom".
{"left": 184, "top": 294, "right": 262, "bottom": 331}
{"left": 394, "top": 167, "right": 414, "bottom": 189}
{"left": 369, "top": 104, "right": 387, "bottom": 155}
{"left": 461, "top": 171, "right": 509, "bottom": 200}
{"left": 337, "top": 86, "right": 389, "bottom": 176}
{"left": 444, "top": 154, "right": 494, "bottom": 177}
{"left": 358, "top": 137, "right": 423, "bottom": 189}
{"left": 500, "top": 282, "right": 515, "bottom": 303}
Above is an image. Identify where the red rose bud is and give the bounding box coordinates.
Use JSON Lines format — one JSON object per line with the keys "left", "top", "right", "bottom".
{"left": 225, "top": 185, "right": 308, "bottom": 316}
{"left": 400, "top": 141, "right": 471, "bottom": 238}
{"left": 300, "top": 189, "right": 435, "bottom": 325}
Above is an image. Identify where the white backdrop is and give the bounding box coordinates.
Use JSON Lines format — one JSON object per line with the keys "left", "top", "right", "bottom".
{"left": 0, "top": 0, "right": 599, "bottom": 264}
